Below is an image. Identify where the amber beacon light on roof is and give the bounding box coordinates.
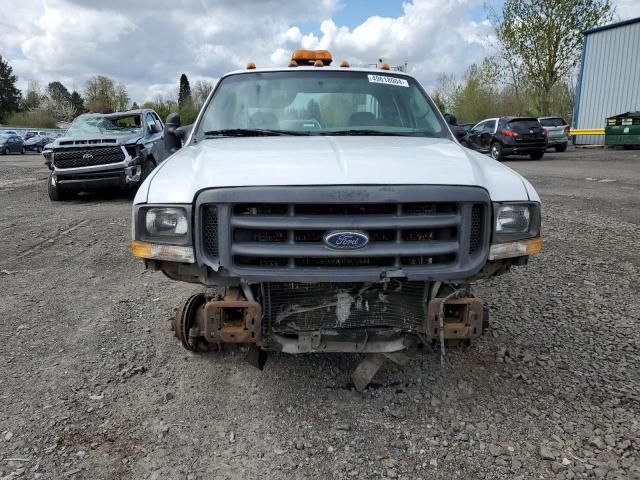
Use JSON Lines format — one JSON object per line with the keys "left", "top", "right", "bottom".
{"left": 290, "top": 49, "right": 333, "bottom": 66}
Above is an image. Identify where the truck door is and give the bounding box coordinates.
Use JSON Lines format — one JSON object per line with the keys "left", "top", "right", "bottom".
{"left": 147, "top": 112, "right": 170, "bottom": 164}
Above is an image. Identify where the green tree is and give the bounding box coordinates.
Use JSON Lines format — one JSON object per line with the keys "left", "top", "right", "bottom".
{"left": 178, "top": 73, "right": 192, "bottom": 108}
{"left": 84, "top": 75, "right": 117, "bottom": 113}
{"left": 69, "top": 91, "right": 85, "bottom": 115}
{"left": 0, "top": 55, "right": 21, "bottom": 122}
{"left": 493, "top": 0, "right": 613, "bottom": 114}
{"left": 47, "top": 81, "right": 71, "bottom": 103}
{"left": 131, "top": 101, "right": 140, "bottom": 110}
{"left": 431, "top": 73, "right": 459, "bottom": 113}
{"left": 20, "top": 81, "right": 44, "bottom": 111}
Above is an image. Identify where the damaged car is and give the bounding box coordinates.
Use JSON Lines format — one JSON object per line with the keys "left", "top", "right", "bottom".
{"left": 130, "top": 50, "right": 542, "bottom": 387}
{"left": 46, "top": 109, "right": 169, "bottom": 201}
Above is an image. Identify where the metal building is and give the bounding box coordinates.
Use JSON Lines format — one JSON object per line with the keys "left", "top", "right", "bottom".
{"left": 573, "top": 17, "right": 640, "bottom": 145}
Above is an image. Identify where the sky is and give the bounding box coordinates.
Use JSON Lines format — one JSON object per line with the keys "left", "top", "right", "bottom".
{"left": 1, "top": 0, "right": 639, "bottom": 104}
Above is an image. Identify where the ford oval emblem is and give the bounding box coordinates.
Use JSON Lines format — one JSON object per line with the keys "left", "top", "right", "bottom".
{"left": 324, "top": 231, "right": 369, "bottom": 250}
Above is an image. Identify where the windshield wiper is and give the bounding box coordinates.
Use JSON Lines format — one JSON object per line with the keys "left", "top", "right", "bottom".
{"left": 204, "top": 128, "right": 309, "bottom": 137}
{"left": 323, "top": 129, "right": 412, "bottom": 136}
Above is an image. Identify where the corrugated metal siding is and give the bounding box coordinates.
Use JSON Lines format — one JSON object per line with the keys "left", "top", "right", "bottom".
{"left": 575, "top": 21, "right": 640, "bottom": 145}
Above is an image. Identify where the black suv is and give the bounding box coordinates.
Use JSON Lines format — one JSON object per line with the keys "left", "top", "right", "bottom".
{"left": 462, "top": 117, "right": 547, "bottom": 161}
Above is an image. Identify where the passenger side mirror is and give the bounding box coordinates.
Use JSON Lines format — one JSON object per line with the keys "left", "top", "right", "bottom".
{"left": 164, "top": 112, "right": 185, "bottom": 153}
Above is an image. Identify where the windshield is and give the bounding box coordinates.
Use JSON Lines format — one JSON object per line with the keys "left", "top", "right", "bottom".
{"left": 507, "top": 119, "right": 542, "bottom": 132}
{"left": 539, "top": 117, "right": 567, "bottom": 127}
{"left": 66, "top": 114, "right": 143, "bottom": 136}
{"left": 196, "top": 70, "right": 449, "bottom": 138}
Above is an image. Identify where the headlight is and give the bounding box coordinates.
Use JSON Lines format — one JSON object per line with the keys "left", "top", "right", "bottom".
{"left": 496, "top": 205, "right": 531, "bottom": 233}
{"left": 145, "top": 207, "right": 188, "bottom": 236}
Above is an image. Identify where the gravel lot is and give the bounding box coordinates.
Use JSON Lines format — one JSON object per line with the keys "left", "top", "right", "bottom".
{"left": 1, "top": 148, "right": 639, "bottom": 480}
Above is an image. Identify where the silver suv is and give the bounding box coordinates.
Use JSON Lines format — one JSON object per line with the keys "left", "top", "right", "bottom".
{"left": 538, "top": 116, "right": 570, "bottom": 152}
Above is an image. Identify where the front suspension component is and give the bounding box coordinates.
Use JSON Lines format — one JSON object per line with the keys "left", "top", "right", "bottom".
{"left": 172, "top": 288, "right": 262, "bottom": 352}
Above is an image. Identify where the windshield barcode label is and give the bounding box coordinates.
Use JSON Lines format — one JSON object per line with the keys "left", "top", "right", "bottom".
{"left": 367, "top": 74, "right": 409, "bottom": 87}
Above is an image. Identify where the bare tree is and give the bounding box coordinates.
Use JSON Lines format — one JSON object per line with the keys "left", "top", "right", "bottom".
{"left": 192, "top": 80, "right": 214, "bottom": 107}
{"left": 114, "top": 84, "right": 130, "bottom": 112}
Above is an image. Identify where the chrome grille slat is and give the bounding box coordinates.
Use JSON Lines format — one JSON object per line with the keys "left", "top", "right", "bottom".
{"left": 230, "top": 213, "right": 460, "bottom": 230}
{"left": 231, "top": 240, "right": 459, "bottom": 257}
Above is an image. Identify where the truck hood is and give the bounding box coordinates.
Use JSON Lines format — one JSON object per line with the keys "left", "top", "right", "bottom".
{"left": 140, "top": 136, "right": 535, "bottom": 204}
{"left": 52, "top": 132, "right": 142, "bottom": 148}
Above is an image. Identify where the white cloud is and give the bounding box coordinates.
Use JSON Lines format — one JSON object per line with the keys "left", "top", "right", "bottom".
{"left": 1, "top": 0, "right": 634, "bottom": 104}
{"left": 614, "top": 0, "right": 640, "bottom": 20}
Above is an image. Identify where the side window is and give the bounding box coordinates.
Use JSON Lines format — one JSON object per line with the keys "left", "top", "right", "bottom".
{"left": 152, "top": 113, "right": 163, "bottom": 131}
{"left": 484, "top": 120, "right": 496, "bottom": 133}
{"left": 473, "top": 121, "right": 487, "bottom": 132}
{"left": 145, "top": 113, "right": 155, "bottom": 130}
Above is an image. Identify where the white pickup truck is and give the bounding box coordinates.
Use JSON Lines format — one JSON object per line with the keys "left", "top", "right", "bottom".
{"left": 131, "top": 50, "right": 542, "bottom": 369}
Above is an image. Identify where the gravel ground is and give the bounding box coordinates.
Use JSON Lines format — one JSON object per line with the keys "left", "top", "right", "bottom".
{"left": 0, "top": 148, "right": 639, "bottom": 480}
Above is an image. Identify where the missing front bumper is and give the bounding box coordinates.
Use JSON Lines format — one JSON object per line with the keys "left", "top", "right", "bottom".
{"left": 173, "top": 284, "right": 486, "bottom": 354}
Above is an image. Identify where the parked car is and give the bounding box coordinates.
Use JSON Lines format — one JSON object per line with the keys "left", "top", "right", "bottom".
{"left": 0, "top": 134, "right": 26, "bottom": 154}
{"left": 130, "top": 49, "right": 542, "bottom": 383}
{"left": 538, "top": 116, "right": 569, "bottom": 152}
{"left": 23, "top": 130, "right": 49, "bottom": 140}
{"left": 24, "top": 135, "right": 53, "bottom": 153}
{"left": 1, "top": 130, "right": 19, "bottom": 136}
{"left": 46, "top": 109, "right": 170, "bottom": 201}
{"left": 462, "top": 117, "right": 547, "bottom": 160}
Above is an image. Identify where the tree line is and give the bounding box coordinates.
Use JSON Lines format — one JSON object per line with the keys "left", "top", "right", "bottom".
{"left": 2, "top": 0, "right": 614, "bottom": 129}
{"left": 432, "top": 0, "right": 613, "bottom": 124}
{"left": 0, "top": 56, "right": 213, "bottom": 128}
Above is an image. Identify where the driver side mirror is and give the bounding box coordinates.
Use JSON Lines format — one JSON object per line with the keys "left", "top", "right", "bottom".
{"left": 164, "top": 112, "right": 187, "bottom": 153}
{"left": 148, "top": 123, "right": 160, "bottom": 134}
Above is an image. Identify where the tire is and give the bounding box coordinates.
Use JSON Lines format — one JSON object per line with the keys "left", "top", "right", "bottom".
{"left": 3, "top": 147, "right": 9, "bottom": 155}
{"left": 47, "top": 174, "right": 71, "bottom": 201}
{"left": 529, "top": 150, "right": 545, "bottom": 160}
{"left": 37, "top": 146, "right": 43, "bottom": 153}
{"left": 554, "top": 143, "right": 567, "bottom": 152}
{"left": 490, "top": 142, "right": 504, "bottom": 161}
{"left": 21, "top": 147, "right": 26, "bottom": 154}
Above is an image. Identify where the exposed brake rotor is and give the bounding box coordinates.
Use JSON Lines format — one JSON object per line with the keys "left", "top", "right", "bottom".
{"left": 174, "top": 293, "right": 207, "bottom": 352}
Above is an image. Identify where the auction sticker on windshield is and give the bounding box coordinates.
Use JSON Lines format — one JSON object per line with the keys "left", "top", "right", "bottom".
{"left": 367, "top": 74, "right": 409, "bottom": 87}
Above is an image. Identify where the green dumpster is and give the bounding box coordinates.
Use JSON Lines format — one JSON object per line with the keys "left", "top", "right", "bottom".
{"left": 605, "top": 111, "right": 640, "bottom": 149}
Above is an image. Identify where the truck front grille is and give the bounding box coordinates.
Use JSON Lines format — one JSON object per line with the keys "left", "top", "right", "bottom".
{"left": 262, "top": 280, "right": 427, "bottom": 334}
{"left": 225, "top": 201, "right": 474, "bottom": 269}
{"left": 53, "top": 146, "right": 125, "bottom": 169}
{"left": 196, "top": 186, "right": 491, "bottom": 282}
